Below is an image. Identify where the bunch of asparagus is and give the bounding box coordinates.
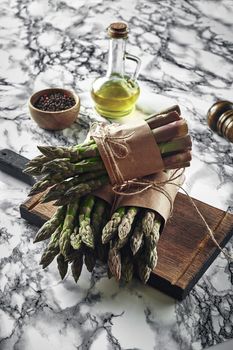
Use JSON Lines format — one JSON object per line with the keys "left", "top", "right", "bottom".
{"left": 24, "top": 106, "right": 191, "bottom": 205}
{"left": 103, "top": 206, "right": 161, "bottom": 284}
{"left": 34, "top": 189, "right": 162, "bottom": 284}
{"left": 35, "top": 195, "right": 110, "bottom": 282}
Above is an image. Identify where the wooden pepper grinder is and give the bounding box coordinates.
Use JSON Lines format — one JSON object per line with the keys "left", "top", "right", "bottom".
{"left": 207, "top": 100, "right": 233, "bottom": 143}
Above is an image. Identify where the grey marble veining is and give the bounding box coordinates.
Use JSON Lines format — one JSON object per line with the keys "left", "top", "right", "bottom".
{"left": 0, "top": 0, "right": 233, "bottom": 349}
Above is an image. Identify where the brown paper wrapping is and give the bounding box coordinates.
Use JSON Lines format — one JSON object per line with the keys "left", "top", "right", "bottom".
{"left": 91, "top": 119, "right": 164, "bottom": 185}
{"left": 93, "top": 184, "right": 115, "bottom": 206}
{"left": 94, "top": 169, "right": 185, "bottom": 232}
{"left": 115, "top": 169, "right": 184, "bottom": 229}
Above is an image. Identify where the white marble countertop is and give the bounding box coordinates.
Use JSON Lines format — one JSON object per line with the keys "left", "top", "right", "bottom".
{"left": 0, "top": 1, "right": 233, "bottom": 349}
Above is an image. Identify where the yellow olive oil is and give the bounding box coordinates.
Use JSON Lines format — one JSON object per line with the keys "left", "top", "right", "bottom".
{"left": 91, "top": 76, "right": 140, "bottom": 118}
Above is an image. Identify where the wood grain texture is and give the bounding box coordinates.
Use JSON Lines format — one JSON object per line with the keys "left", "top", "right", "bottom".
{"left": 20, "top": 192, "right": 233, "bottom": 300}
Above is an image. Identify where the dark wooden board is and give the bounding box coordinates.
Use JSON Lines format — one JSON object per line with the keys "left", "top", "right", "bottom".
{"left": 20, "top": 192, "right": 233, "bottom": 300}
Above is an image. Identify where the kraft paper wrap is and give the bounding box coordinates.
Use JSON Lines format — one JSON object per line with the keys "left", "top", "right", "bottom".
{"left": 91, "top": 119, "right": 164, "bottom": 185}
{"left": 94, "top": 169, "right": 185, "bottom": 231}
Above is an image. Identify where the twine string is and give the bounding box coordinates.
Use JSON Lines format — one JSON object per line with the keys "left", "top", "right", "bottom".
{"left": 90, "top": 122, "right": 135, "bottom": 185}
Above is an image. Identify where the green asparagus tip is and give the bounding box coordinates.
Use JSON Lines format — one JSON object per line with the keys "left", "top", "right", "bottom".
{"left": 23, "top": 167, "right": 33, "bottom": 174}
{"left": 37, "top": 145, "right": 48, "bottom": 153}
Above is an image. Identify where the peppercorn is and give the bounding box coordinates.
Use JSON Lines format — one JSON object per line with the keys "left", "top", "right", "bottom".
{"left": 34, "top": 92, "right": 76, "bottom": 112}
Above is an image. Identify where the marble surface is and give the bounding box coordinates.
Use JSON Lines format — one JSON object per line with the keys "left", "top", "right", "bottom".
{"left": 0, "top": 0, "right": 233, "bottom": 349}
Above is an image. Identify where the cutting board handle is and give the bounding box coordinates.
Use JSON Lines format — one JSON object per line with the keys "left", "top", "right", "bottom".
{"left": 0, "top": 149, "right": 36, "bottom": 185}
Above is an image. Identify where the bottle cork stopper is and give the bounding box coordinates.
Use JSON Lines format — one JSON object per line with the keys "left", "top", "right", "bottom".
{"left": 107, "top": 22, "right": 129, "bottom": 38}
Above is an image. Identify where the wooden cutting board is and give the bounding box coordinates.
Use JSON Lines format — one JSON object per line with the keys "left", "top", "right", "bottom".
{"left": 20, "top": 192, "right": 233, "bottom": 300}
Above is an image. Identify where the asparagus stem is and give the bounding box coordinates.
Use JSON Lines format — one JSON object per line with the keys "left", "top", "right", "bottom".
{"left": 33, "top": 206, "right": 66, "bottom": 243}
{"left": 41, "top": 170, "right": 105, "bottom": 203}
{"left": 108, "top": 247, "right": 121, "bottom": 281}
{"left": 42, "top": 157, "right": 105, "bottom": 175}
{"left": 70, "top": 226, "right": 82, "bottom": 250}
{"left": 59, "top": 202, "right": 79, "bottom": 257}
{"left": 130, "top": 220, "right": 144, "bottom": 255}
{"left": 142, "top": 210, "right": 155, "bottom": 237}
{"left": 39, "top": 224, "right": 62, "bottom": 268}
{"left": 145, "top": 217, "right": 161, "bottom": 270}
{"left": 146, "top": 110, "right": 181, "bottom": 130}
{"left": 91, "top": 198, "right": 108, "bottom": 237}
{"left": 53, "top": 175, "right": 109, "bottom": 206}
{"left": 38, "top": 139, "right": 96, "bottom": 161}
{"left": 57, "top": 253, "right": 68, "bottom": 280}
{"left": 121, "top": 255, "right": 134, "bottom": 283}
{"left": 163, "top": 150, "right": 192, "bottom": 167}
{"left": 137, "top": 256, "right": 151, "bottom": 284}
{"left": 84, "top": 249, "right": 96, "bottom": 272}
{"left": 102, "top": 207, "right": 126, "bottom": 244}
{"left": 118, "top": 206, "right": 138, "bottom": 241}
{"left": 158, "top": 135, "right": 192, "bottom": 155}
{"left": 71, "top": 255, "right": 83, "bottom": 283}
{"left": 79, "top": 195, "right": 95, "bottom": 249}
{"left": 153, "top": 119, "right": 188, "bottom": 144}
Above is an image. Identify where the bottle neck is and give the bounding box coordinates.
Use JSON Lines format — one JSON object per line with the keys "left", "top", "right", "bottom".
{"left": 107, "top": 38, "right": 126, "bottom": 77}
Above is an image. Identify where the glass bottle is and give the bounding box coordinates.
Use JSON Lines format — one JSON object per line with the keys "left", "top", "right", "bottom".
{"left": 91, "top": 22, "right": 141, "bottom": 119}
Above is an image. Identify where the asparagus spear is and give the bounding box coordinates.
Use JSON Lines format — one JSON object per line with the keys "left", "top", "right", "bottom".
{"left": 53, "top": 175, "right": 109, "bottom": 206}
{"left": 102, "top": 207, "right": 126, "bottom": 244}
{"left": 70, "top": 226, "right": 82, "bottom": 250}
{"left": 91, "top": 198, "right": 108, "bottom": 236}
{"left": 39, "top": 224, "right": 62, "bottom": 268}
{"left": 91, "top": 198, "right": 109, "bottom": 261}
{"left": 137, "top": 256, "right": 151, "bottom": 284}
{"left": 24, "top": 166, "right": 44, "bottom": 176}
{"left": 108, "top": 247, "right": 121, "bottom": 281}
{"left": 121, "top": 255, "right": 134, "bottom": 283}
{"left": 29, "top": 172, "right": 72, "bottom": 196}
{"left": 84, "top": 249, "right": 96, "bottom": 272}
{"left": 65, "top": 247, "right": 83, "bottom": 263}
{"left": 24, "top": 155, "right": 51, "bottom": 174}
{"left": 153, "top": 119, "right": 188, "bottom": 144}
{"left": 145, "top": 217, "right": 161, "bottom": 270}
{"left": 158, "top": 135, "right": 192, "bottom": 156}
{"left": 146, "top": 217, "right": 161, "bottom": 250}
{"left": 59, "top": 202, "right": 79, "bottom": 257}
{"left": 79, "top": 195, "right": 95, "bottom": 249}
{"left": 130, "top": 220, "right": 144, "bottom": 255}
{"left": 71, "top": 255, "right": 83, "bottom": 283}
{"left": 146, "top": 109, "right": 181, "bottom": 129}
{"left": 146, "top": 248, "right": 158, "bottom": 270}
{"left": 29, "top": 175, "right": 53, "bottom": 196}
{"left": 57, "top": 253, "right": 68, "bottom": 280}
{"left": 112, "top": 235, "right": 129, "bottom": 250}
{"left": 163, "top": 150, "right": 191, "bottom": 167}
{"left": 142, "top": 210, "right": 155, "bottom": 237}
{"left": 33, "top": 206, "right": 66, "bottom": 243}
{"left": 42, "top": 157, "right": 105, "bottom": 175}
{"left": 38, "top": 139, "right": 96, "bottom": 161}
{"left": 25, "top": 154, "right": 50, "bottom": 167}
{"left": 118, "top": 206, "right": 138, "bottom": 241}
{"left": 26, "top": 109, "right": 191, "bottom": 202}
{"left": 41, "top": 170, "right": 105, "bottom": 203}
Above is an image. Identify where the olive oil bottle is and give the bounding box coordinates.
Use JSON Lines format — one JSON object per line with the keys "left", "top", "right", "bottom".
{"left": 91, "top": 22, "right": 141, "bottom": 119}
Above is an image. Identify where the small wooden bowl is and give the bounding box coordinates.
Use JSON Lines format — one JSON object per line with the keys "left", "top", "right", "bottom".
{"left": 29, "top": 88, "right": 80, "bottom": 130}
